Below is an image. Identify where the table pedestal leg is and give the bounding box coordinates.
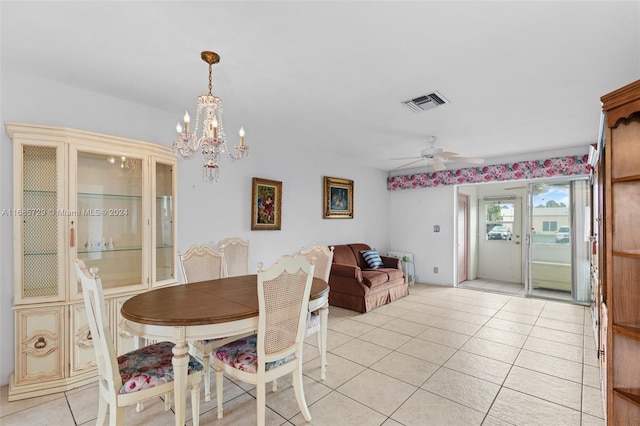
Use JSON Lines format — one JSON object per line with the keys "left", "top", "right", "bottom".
{"left": 318, "top": 305, "right": 329, "bottom": 381}
{"left": 172, "top": 339, "right": 189, "bottom": 426}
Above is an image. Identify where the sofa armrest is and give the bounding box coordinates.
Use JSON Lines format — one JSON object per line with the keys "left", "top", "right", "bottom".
{"left": 380, "top": 255, "right": 402, "bottom": 270}
{"left": 330, "top": 263, "right": 363, "bottom": 282}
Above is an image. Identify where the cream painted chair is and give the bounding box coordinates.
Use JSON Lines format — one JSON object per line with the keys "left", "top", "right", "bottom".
{"left": 218, "top": 237, "right": 250, "bottom": 277}
{"left": 177, "top": 244, "right": 247, "bottom": 402}
{"left": 178, "top": 244, "right": 225, "bottom": 283}
{"left": 74, "top": 259, "right": 202, "bottom": 426}
{"left": 213, "top": 255, "right": 314, "bottom": 425}
{"left": 300, "top": 243, "right": 334, "bottom": 381}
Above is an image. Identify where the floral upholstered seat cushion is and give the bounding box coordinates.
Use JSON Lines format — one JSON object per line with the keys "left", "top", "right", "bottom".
{"left": 117, "top": 341, "right": 203, "bottom": 394}
{"left": 213, "top": 335, "right": 295, "bottom": 374}
{"left": 307, "top": 311, "right": 320, "bottom": 329}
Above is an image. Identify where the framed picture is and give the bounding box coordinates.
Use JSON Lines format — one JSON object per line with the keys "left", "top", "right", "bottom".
{"left": 251, "top": 178, "right": 282, "bottom": 230}
{"left": 323, "top": 176, "right": 354, "bottom": 219}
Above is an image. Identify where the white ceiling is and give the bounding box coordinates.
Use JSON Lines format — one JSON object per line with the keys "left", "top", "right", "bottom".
{"left": 2, "top": 1, "right": 639, "bottom": 172}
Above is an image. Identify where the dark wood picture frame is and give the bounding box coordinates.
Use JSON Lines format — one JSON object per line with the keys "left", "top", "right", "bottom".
{"left": 251, "top": 177, "right": 282, "bottom": 230}
{"left": 323, "top": 176, "right": 354, "bottom": 219}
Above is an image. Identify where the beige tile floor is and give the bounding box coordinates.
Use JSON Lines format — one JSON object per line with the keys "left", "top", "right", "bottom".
{"left": 0, "top": 283, "right": 604, "bottom": 425}
{"left": 459, "top": 278, "right": 575, "bottom": 302}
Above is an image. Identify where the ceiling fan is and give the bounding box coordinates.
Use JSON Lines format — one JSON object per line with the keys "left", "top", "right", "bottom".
{"left": 391, "top": 137, "right": 485, "bottom": 171}
{"left": 505, "top": 183, "right": 546, "bottom": 195}
{"left": 505, "top": 182, "right": 569, "bottom": 195}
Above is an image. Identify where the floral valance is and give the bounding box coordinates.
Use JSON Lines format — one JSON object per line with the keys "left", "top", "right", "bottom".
{"left": 387, "top": 154, "right": 591, "bottom": 191}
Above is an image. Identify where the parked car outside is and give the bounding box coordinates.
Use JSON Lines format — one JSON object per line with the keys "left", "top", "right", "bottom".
{"left": 487, "top": 225, "right": 513, "bottom": 240}
{"left": 556, "top": 226, "right": 570, "bottom": 243}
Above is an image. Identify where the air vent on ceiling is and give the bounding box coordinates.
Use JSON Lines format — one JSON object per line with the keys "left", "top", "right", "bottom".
{"left": 402, "top": 91, "right": 449, "bottom": 113}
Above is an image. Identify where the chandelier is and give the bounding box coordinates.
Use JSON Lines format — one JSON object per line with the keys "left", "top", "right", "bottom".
{"left": 173, "top": 51, "right": 249, "bottom": 182}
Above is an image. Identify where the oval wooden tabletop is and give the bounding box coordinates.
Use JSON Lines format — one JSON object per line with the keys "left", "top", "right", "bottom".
{"left": 121, "top": 275, "right": 329, "bottom": 326}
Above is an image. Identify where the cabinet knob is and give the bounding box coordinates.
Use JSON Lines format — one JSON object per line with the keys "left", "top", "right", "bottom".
{"left": 119, "top": 320, "right": 133, "bottom": 338}
{"left": 34, "top": 337, "right": 47, "bottom": 349}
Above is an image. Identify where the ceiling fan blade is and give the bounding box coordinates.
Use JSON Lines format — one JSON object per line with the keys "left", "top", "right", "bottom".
{"left": 390, "top": 156, "right": 422, "bottom": 160}
{"left": 505, "top": 184, "right": 547, "bottom": 195}
{"left": 436, "top": 151, "right": 458, "bottom": 160}
{"left": 393, "top": 158, "right": 426, "bottom": 170}
{"left": 532, "top": 183, "right": 550, "bottom": 195}
{"left": 432, "top": 160, "right": 447, "bottom": 171}
{"left": 448, "top": 156, "right": 485, "bottom": 164}
{"left": 533, "top": 187, "right": 548, "bottom": 195}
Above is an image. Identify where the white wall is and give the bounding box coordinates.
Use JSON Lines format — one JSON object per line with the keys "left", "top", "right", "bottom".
{"left": 389, "top": 185, "right": 456, "bottom": 286}
{"left": 0, "top": 71, "right": 391, "bottom": 386}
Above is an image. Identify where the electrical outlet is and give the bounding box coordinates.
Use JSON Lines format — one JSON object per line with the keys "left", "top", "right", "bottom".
{"left": 433, "top": 266, "right": 438, "bottom": 273}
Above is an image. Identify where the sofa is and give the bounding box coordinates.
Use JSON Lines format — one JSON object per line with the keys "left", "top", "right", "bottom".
{"left": 328, "top": 243, "right": 409, "bottom": 313}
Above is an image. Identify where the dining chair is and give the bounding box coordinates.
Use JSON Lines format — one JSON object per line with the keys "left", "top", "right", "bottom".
{"left": 177, "top": 244, "right": 248, "bottom": 402}
{"left": 74, "top": 259, "right": 203, "bottom": 426}
{"left": 300, "top": 243, "right": 334, "bottom": 381}
{"left": 218, "top": 237, "right": 250, "bottom": 277}
{"left": 178, "top": 244, "right": 225, "bottom": 283}
{"left": 212, "top": 255, "right": 314, "bottom": 425}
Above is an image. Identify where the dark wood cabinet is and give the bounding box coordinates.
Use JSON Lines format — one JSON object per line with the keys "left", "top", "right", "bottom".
{"left": 600, "top": 79, "right": 640, "bottom": 424}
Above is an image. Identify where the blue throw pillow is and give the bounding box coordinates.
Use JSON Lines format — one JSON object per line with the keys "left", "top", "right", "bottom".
{"left": 361, "top": 249, "right": 383, "bottom": 269}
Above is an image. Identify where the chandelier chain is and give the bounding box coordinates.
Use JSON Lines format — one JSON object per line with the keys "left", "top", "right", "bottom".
{"left": 208, "top": 64, "right": 213, "bottom": 95}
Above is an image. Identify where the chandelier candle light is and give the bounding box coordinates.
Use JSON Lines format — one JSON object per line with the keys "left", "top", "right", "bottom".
{"left": 173, "top": 51, "right": 249, "bottom": 182}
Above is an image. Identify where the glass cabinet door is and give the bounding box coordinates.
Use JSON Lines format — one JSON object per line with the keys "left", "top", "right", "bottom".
{"left": 154, "top": 160, "right": 175, "bottom": 285}
{"left": 16, "top": 142, "right": 66, "bottom": 304}
{"left": 73, "top": 150, "right": 146, "bottom": 295}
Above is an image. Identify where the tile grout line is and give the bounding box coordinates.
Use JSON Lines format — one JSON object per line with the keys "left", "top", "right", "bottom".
{"left": 480, "top": 295, "right": 546, "bottom": 423}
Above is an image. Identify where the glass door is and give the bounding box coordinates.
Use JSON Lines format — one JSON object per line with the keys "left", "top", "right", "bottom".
{"left": 526, "top": 179, "right": 590, "bottom": 303}
{"left": 17, "top": 142, "right": 66, "bottom": 304}
{"left": 154, "top": 160, "right": 175, "bottom": 285}
{"left": 72, "top": 150, "right": 146, "bottom": 296}
{"left": 478, "top": 197, "right": 523, "bottom": 283}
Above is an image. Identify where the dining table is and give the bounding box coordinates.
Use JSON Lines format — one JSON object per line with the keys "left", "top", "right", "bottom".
{"left": 120, "top": 274, "right": 329, "bottom": 426}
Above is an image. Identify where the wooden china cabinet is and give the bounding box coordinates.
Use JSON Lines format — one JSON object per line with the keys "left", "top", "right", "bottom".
{"left": 600, "top": 79, "right": 640, "bottom": 424}
{"left": 6, "top": 123, "right": 177, "bottom": 401}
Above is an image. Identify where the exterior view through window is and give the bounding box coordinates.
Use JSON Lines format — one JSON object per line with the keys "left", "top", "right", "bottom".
{"left": 485, "top": 201, "right": 515, "bottom": 241}
{"left": 530, "top": 184, "right": 571, "bottom": 295}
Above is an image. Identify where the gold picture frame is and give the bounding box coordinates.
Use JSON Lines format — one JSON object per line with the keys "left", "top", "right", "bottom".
{"left": 323, "top": 176, "right": 354, "bottom": 219}
{"left": 251, "top": 177, "right": 282, "bottom": 230}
